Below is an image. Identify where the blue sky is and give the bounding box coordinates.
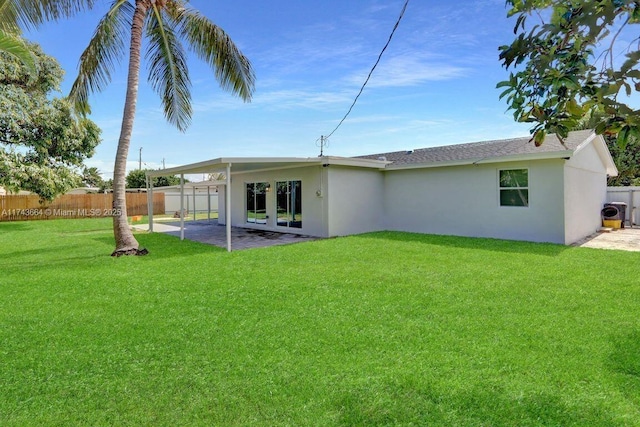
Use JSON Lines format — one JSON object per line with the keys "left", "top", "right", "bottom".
{"left": 25, "top": 0, "right": 533, "bottom": 179}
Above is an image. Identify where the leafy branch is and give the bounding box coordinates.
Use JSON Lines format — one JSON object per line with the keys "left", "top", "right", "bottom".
{"left": 499, "top": 0, "right": 640, "bottom": 147}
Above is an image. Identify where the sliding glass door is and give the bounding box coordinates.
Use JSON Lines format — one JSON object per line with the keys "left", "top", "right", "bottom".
{"left": 276, "top": 180, "right": 302, "bottom": 229}
{"left": 246, "top": 182, "right": 268, "bottom": 224}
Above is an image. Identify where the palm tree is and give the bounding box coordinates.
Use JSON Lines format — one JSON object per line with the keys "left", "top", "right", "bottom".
{"left": 68, "top": 0, "right": 255, "bottom": 256}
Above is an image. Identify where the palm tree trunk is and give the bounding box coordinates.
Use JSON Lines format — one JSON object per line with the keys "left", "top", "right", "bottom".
{"left": 111, "top": 0, "right": 148, "bottom": 256}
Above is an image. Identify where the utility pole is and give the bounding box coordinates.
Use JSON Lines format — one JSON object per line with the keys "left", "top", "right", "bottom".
{"left": 318, "top": 135, "right": 327, "bottom": 157}
{"left": 162, "top": 158, "right": 165, "bottom": 169}
{"left": 139, "top": 147, "right": 142, "bottom": 170}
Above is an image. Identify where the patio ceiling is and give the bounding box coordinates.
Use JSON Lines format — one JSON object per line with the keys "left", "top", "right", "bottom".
{"left": 144, "top": 156, "right": 389, "bottom": 178}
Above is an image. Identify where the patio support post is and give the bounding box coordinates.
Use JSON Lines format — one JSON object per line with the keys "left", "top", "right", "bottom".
{"left": 630, "top": 190, "right": 634, "bottom": 227}
{"left": 226, "top": 163, "right": 232, "bottom": 252}
{"left": 207, "top": 185, "right": 211, "bottom": 221}
{"left": 193, "top": 185, "right": 196, "bottom": 221}
{"left": 147, "top": 175, "right": 154, "bottom": 233}
{"left": 180, "top": 174, "right": 185, "bottom": 240}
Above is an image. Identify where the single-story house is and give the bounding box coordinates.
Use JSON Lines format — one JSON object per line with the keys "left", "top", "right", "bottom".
{"left": 146, "top": 129, "right": 617, "bottom": 251}
{"left": 66, "top": 187, "right": 102, "bottom": 194}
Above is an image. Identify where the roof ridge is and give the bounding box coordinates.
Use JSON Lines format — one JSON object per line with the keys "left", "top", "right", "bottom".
{"left": 354, "top": 130, "right": 594, "bottom": 166}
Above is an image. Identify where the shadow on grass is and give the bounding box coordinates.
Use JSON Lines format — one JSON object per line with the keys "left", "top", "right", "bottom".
{"left": 335, "top": 381, "right": 619, "bottom": 426}
{"left": 607, "top": 329, "right": 640, "bottom": 406}
{"left": 1, "top": 245, "right": 110, "bottom": 272}
{"left": 100, "top": 232, "right": 227, "bottom": 259}
{"left": 355, "top": 231, "right": 569, "bottom": 257}
{"left": 0, "top": 221, "right": 34, "bottom": 232}
{"left": 4, "top": 237, "right": 223, "bottom": 274}
{"left": 57, "top": 228, "right": 114, "bottom": 236}
{"left": 0, "top": 246, "right": 69, "bottom": 260}
{"left": 3, "top": 233, "right": 222, "bottom": 274}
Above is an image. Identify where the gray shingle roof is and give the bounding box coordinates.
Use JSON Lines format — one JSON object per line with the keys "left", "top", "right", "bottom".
{"left": 356, "top": 129, "right": 594, "bottom": 167}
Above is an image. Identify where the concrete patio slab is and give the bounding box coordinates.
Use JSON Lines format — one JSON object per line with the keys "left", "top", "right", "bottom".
{"left": 133, "top": 219, "right": 319, "bottom": 250}
{"left": 132, "top": 222, "right": 181, "bottom": 233}
{"left": 573, "top": 227, "right": 640, "bottom": 252}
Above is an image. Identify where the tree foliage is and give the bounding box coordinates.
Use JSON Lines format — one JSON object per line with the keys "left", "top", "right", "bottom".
{"left": 82, "top": 166, "right": 104, "bottom": 187}
{"left": 0, "top": 41, "right": 101, "bottom": 200}
{"left": 606, "top": 134, "right": 640, "bottom": 184}
{"left": 0, "top": 30, "right": 35, "bottom": 73}
{"left": 499, "top": 0, "right": 640, "bottom": 146}
{"left": 126, "top": 168, "right": 183, "bottom": 189}
{"left": 577, "top": 107, "right": 640, "bottom": 185}
{"left": 99, "top": 178, "right": 113, "bottom": 193}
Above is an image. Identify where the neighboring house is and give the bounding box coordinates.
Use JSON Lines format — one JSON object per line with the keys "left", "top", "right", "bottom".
{"left": 147, "top": 130, "right": 617, "bottom": 246}
{"left": 66, "top": 187, "right": 102, "bottom": 194}
{"left": 0, "top": 187, "right": 32, "bottom": 196}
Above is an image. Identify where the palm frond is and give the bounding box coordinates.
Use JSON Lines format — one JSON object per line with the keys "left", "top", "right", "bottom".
{"left": 0, "top": 0, "right": 18, "bottom": 32}
{"left": 0, "top": 29, "right": 36, "bottom": 73}
{"left": 169, "top": 5, "right": 255, "bottom": 102}
{"left": 68, "top": 0, "right": 133, "bottom": 115}
{"left": 145, "top": 4, "right": 191, "bottom": 131}
{"left": 0, "top": 0, "right": 97, "bottom": 32}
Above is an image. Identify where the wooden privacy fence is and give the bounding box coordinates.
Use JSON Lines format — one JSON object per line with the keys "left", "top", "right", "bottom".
{"left": 0, "top": 193, "right": 164, "bottom": 221}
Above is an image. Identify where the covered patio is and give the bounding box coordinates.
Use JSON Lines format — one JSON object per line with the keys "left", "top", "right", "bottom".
{"left": 144, "top": 156, "right": 381, "bottom": 251}
{"left": 135, "top": 219, "right": 319, "bottom": 250}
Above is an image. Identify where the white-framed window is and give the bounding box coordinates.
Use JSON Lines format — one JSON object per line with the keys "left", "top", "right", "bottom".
{"left": 499, "top": 169, "right": 529, "bottom": 207}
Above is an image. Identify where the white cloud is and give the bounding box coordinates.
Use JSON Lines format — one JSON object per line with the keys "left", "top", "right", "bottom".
{"left": 256, "top": 89, "right": 353, "bottom": 109}
{"left": 345, "top": 53, "right": 470, "bottom": 88}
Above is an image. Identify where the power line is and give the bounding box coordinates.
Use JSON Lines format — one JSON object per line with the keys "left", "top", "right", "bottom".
{"left": 324, "top": 0, "right": 410, "bottom": 141}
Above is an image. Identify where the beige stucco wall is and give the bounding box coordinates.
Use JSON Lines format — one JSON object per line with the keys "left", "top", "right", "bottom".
{"left": 383, "top": 160, "right": 567, "bottom": 244}
{"left": 564, "top": 142, "right": 609, "bottom": 244}
{"left": 326, "top": 166, "right": 385, "bottom": 236}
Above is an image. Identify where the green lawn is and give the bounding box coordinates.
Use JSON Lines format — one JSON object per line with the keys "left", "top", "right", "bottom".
{"left": 1, "top": 218, "right": 640, "bottom": 426}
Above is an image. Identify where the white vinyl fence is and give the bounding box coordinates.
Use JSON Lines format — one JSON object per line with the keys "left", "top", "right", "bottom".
{"left": 606, "top": 186, "right": 640, "bottom": 227}
{"left": 164, "top": 192, "right": 218, "bottom": 216}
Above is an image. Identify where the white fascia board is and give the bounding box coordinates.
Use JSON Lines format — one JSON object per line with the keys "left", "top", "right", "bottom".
{"left": 145, "top": 157, "right": 316, "bottom": 177}
{"left": 187, "top": 180, "right": 227, "bottom": 187}
{"left": 383, "top": 150, "right": 575, "bottom": 171}
{"left": 146, "top": 156, "right": 389, "bottom": 178}
{"left": 228, "top": 156, "right": 389, "bottom": 168}
{"left": 145, "top": 158, "right": 226, "bottom": 177}
{"left": 322, "top": 156, "right": 391, "bottom": 169}
{"left": 152, "top": 180, "right": 227, "bottom": 190}
{"left": 224, "top": 157, "right": 320, "bottom": 164}
{"left": 572, "top": 131, "right": 597, "bottom": 155}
